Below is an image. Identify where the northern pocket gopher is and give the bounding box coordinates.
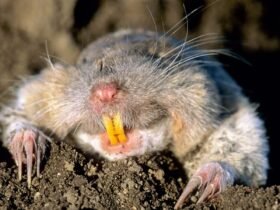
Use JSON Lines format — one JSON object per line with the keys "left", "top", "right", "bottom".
{"left": 0, "top": 29, "right": 269, "bottom": 208}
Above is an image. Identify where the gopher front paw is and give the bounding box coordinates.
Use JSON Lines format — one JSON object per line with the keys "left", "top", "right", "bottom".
{"left": 175, "top": 162, "right": 234, "bottom": 209}
{"left": 7, "top": 123, "right": 49, "bottom": 188}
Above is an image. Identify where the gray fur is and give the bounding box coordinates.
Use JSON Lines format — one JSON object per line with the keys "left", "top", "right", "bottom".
{"left": 0, "top": 29, "right": 268, "bottom": 188}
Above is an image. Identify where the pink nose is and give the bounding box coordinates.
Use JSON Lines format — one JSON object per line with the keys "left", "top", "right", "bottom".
{"left": 92, "top": 83, "right": 118, "bottom": 103}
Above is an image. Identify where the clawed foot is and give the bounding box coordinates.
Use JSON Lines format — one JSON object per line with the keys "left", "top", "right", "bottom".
{"left": 174, "top": 162, "right": 234, "bottom": 209}
{"left": 8, "top": 126, "right": 49, "bottom": 188}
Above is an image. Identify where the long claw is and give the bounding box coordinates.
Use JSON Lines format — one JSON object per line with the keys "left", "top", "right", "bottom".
{"left": 36, "top": 138, "right": 41, "bottom": 177}
{"left": 18, "top": 151, "right": 23, "bottom": 181}
{"left": 10, "top": 132, "right": 24, "bottom": 181}
{"left": 24, "top": 131, "right": 35, "bottom": 188}
{"left": 197, "top": 183, "right": 214, "bottom": 204}
{"left": 174, "top": 176, "right": 202, "bottom": 209}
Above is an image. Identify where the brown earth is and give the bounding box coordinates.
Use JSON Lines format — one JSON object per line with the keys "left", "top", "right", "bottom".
{"left": 1, "top": 142, "right": 280, "bottom": 210}
{"left": 0, "top": 0, "right": 279, "bottom": 209}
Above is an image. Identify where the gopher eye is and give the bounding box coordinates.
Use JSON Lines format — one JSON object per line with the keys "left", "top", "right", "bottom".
{"left": 95, "top": 59, "right": 115, "bottom": 75}
{"left": 81, "top": 57, "right": 88, "bottom": 64}
{"left": 96, "top": 59, "right": 103, "bottom": 72}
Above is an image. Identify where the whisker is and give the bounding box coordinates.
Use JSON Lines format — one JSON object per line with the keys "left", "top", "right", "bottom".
{"left": 154, "top": 34, "right": 224, "bottom": 66}
{"left": 44, "top": 40, "right": 55, "bottom": 71}
{"left": 22, "top": 97, "right": 59, "bottom": 108}
{"left": 48, "top": 116, "right": 71, "bottom": 138}
{"left": 72, "top": 121, "right": 82, "bottom": 135}
{"left": 159, "top": 5, "right": 203, "bottom": 41}
{"left": 49, "top": 105, "right": 87, "bottom": 137}
{"left": 31, "top": 102, "right": 66, "bottom": 122}
{"left": 146, "top": 6, "right": 159, "bottom": 63}
{"left": 47, "top": 55, "right": 70, "bottom": 66}
{"left": 166, "top": 52, "right": 221, "bottom": 72}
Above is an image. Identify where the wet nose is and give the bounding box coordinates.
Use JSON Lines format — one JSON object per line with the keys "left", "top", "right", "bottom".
{"left": 92, "top": 83, "right": 118, "bottom": 103}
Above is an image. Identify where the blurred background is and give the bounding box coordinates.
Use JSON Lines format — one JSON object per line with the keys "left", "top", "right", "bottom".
{"left": 0, "top": 0, "right": 279, "bottom": 185}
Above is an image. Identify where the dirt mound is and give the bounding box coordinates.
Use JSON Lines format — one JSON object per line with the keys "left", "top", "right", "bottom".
{"left": 1, "top": 142, "right": 279, "bottom": 209}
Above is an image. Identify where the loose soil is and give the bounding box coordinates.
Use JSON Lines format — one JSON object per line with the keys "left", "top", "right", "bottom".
{"left": 0, "top": 142, "right": 280, "bottom": 209}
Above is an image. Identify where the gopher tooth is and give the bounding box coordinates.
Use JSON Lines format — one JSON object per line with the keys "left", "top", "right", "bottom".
{"left": 102, "top": 113, "right": 127, "bottom": 145}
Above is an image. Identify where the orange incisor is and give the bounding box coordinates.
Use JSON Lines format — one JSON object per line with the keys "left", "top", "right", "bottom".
{"left": 102, "top": 113, "right": 127, "bottom": 145}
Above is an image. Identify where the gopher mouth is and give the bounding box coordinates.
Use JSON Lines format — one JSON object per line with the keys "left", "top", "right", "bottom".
{"left": 100, "top": 113, "right": 142, "bottom": 154}
{"left": 102, "top": 113, "right": 127, "bottom": 145}
{"left": 75, "top": 112, "right": 167, "bottom": 159}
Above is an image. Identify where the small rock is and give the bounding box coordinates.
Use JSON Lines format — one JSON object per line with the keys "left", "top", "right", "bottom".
{"left": 64, "top": 190, "right": 77, "bottom": 204}
{"left": 190, "top": 196, "right": 198, "bottom": 203}
{"left": 87, "top": 165, "right": 97, "bottom": 176}
{"left": 34, "top": 192, "right": 41, "bottom": 201}
{"left": 64, "top": 161, "right": 74, "bottom": 172}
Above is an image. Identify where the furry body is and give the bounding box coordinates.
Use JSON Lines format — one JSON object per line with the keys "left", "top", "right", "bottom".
{"left": 0, "top": 30, "right": 268, "bottom": 206}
